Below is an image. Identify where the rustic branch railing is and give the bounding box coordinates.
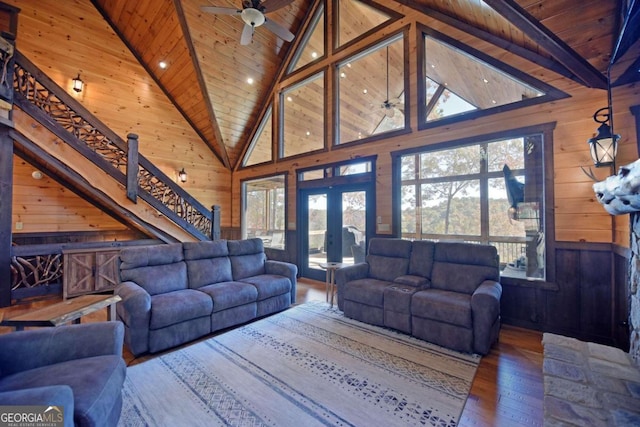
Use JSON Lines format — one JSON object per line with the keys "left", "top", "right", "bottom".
{"left": 12, "top": 51, "right": 215, "bottom": 239}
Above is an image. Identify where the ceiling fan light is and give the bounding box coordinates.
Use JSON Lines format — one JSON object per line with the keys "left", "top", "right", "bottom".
{"left": 241, "top": 8, "right": 265, "bottom": 27}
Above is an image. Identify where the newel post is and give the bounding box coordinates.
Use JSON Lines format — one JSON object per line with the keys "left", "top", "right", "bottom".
{"left": 211, "top": 205, "right": 221, "bottom": 240}
{"left": 126, "top": 133, "right": 139, "bottom": 203}
{"left": 0, "top": 126, "right": 13, "bottom": 307}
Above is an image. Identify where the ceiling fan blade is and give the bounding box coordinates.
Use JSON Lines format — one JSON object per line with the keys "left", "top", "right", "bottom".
{"left": 260, "top": 0, "right": 294, "bottom": 12}
{"left": 240, "top": 23, "right": 254, "bottom": 45}
{"left": 263, "top": 19, "right": 294, "bottom": 42}
{"left": 201, "top": 6, "right": 241, "bottom": 15}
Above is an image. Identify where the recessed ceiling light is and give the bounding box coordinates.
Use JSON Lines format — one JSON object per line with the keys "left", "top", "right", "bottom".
{"left": 431, "top": 64, "right": 435, "bottom": 68}
{"left": 311, "top": 52, "right": 318, "bottom": 58}
{"left": 491, "top": 99, "right": 497, "bottom": 104}
{"left": 287, "top": 96, "right": 293, "bottom": 102}
{"left": 247, "top": 77, "right": 254, "bottom": 85}
{"left": 346, "top": 63, "right": 352, "bottom": 68}
{"left": 306, "top": 131, "right": 311, "bottom": 136}
{"left": 483, "top": 78, "right": 489, "bottom": 83}
{"left": 340, "top": 72, "right": 346, "bottom": 78}
{"left": 159, "top": 61, "right": 167, "bottom": 69}
{"left": 363, "top": 89, "right": 368, "bottom": 94}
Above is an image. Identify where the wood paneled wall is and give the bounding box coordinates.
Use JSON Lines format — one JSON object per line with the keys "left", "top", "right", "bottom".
{"left": 6, "top": 0, "right": 232, "bottom": 234}
{"left": 11, "top": 157, "right": 128, "bottom": 234}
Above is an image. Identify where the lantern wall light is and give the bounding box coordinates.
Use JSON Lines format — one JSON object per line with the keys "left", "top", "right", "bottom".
{"left": 587, "top": 68, "right": 620, "bottom": 169}
{"left": 72, "top": 73, "right": 84, "bottom": 93}
{"left": 178, "top": 168, "right": 187, "bottom": 183}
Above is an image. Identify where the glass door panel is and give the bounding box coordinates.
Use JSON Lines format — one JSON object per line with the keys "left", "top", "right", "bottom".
{"left": 307, "top": 193, "right": 327, "bottom": 273}
{"left": 341, "top": 191, "right": 366, "bottom": 265}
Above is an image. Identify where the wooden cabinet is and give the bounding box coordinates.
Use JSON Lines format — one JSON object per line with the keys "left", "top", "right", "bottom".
{"left": 63, "top": 248, "right": 120, "bottom": 299}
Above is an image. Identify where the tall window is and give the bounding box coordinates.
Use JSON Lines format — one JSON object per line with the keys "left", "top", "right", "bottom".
{"left": 243, "top": 175, "right": 286, "bottom": 249}
{"left": 398, "top": 131, "right": 548, "bottom": 281}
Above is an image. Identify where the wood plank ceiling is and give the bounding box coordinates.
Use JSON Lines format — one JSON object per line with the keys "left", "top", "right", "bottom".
{"left": 90, "top": 0, "right": 622, "bottom": 170}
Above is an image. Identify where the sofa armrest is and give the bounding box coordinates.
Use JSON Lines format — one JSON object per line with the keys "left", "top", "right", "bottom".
{"left": 471, "top": 280, "right": 502, "bottom": 354}
{"left": 265, "top": 260, "right": 298, "bottom": 304}
{"left": 0, "top": 322, "right": 124, "bottom": 378}
{"left": 115, "top": 281, "right": 151, "bottom": 356}
{"left": 115, "top": 281, "right": 151, "bottom": 326}
{"left": 335, "top": 263, "right": 370, "bottom": 310}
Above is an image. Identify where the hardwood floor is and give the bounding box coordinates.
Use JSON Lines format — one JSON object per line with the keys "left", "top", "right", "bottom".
{"left": 0, "top": 279, "right": 543, "bottom": 426}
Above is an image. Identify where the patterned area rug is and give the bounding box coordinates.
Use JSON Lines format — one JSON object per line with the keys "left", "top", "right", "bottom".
{"left": 118, "top": 301, "right": 480, "bottom": 426}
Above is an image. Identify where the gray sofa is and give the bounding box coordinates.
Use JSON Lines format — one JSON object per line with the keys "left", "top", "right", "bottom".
{"left": 116, "top": 238, "right": 297, "bottom": 356}
{"left": 0, "top": 322, "right": 126, "bottom": 427}
{"left": 336, "top": 238, "right": 501, "bottom": 355}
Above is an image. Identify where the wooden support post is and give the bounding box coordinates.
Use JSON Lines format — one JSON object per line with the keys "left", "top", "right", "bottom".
{"left": 211, "top": 205, "right": 221, "bottom": 240}
{"left": 0, "top": 126, "right": 13, "bottom": 307}
{"left": 126, "top": 133, "right": 139, "bottom": 203}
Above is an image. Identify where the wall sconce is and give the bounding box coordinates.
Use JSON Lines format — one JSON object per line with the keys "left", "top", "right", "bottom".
{"left": 72, "top": 73, "right": 84, "bottom": 93}
{"left": 178, "top": 168, "right": 187, "bottom": 183}
{"left": 588, "top": 107, "right": 620, "bottom": 168}
{"left": 587, "top": 67, "right": 620, "bottom": 169}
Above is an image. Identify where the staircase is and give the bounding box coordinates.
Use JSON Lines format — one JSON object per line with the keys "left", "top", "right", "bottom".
{"left": 10, "top": 51, "right": 218, "bottom": 243}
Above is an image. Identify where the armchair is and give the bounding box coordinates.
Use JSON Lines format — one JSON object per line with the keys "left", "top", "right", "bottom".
{"left": 0, "top": 322, "right": 126, "bottom": 427}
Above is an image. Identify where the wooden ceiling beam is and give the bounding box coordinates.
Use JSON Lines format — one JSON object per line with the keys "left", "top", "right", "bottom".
{"left": 483, "top": 0, "right": 607, "bottom": 89}
{"left": 396, "top": 0, "right": 587, "bottom": 87}
{"left": 173, "top": 0, "right": 230, "bottom": 169}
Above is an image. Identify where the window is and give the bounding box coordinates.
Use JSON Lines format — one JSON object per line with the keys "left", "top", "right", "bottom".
{"left": 243, "top": 106, "right": 272, "bottom": 166}
{"left": 242, "top": 175, "right": 286, "bottom": 249}
{"left": 337, "top": 34, "right": 407, "bottom": 144}
{"left": 418, "top": 27, "right": 568, "bottom": 129}
{"left": 397, "top": 128, "right": 552, "bottom": 281}
{"left": 281, "top": 72, "right": 325, "bottom": 158}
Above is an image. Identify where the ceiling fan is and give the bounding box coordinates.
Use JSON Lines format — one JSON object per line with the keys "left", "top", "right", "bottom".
{"left": 201, "top": 0, "right": 295, "bottom": 45}
{"left": 381, "top": 46, "right": 404, "bottom": 118}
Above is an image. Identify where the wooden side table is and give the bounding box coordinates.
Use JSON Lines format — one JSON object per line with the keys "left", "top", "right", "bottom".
{"left": 0, "top": 294, "right": 121, "bottom": 331}
{"left": 319, "top": 262, "right": 347, "bottom": 307}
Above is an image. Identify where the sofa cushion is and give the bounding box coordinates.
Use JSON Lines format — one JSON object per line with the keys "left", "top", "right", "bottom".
{"left": 198, "top": 281, "right": 259, "bottom": 312}
{"left": 343, "top": 278, "right": 392, "bottom": 307}
{"left": 0, "top": 355, "right": 125, "bottom": 427}
{"left": 149, "top": 289, "right": 213, "bottom": 329}
{"left": 120, "top": 261, "right": 188, "bottom": 296}
{"left": 185, "top": 257, "right": 233, "bottom": 289}
{"left": 183, "top": 240, "right": 229, "bottom": 260}
{"left": 412, "top": 289, "right": 472, "bottom": 328}
{"left": 431, "top": 242, "right": 499, "bottom": 294}
{"left": 366, "top": 239, "right": 411, "bottom": 282}
{"left": 240, "top": 274, "right": 291, "bottom": 301}
{"left": 408, "top": 240, "right": 436, "bottom": 278}
{"left": 228, "top": 239, "right": 266, "bottom": 280}
{"left": 120, "top": 243, "right": 183, "bottom": 269}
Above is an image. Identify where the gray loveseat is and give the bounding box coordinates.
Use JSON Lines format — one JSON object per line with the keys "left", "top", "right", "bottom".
{"left": 336, "top": 238, "right": 501, "bottom": 354}
{"left": 0, "top": 322, "right": 126, "bottom": 427}
{"left": 116, "top": 238, "right": 297, "bottom": 356}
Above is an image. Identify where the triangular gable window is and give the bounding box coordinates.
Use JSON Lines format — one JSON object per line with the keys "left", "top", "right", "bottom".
{"left": 419, "top": 27, "right": 568, "bottom": 128}
{"left": 288, "top": 4, "right": 325, "bottom": 74}
{"left": 336, "top": 0, "right": 397, "bottom": 48}
{"left": 243, "top": 106, "right": 272, "bottom": 167}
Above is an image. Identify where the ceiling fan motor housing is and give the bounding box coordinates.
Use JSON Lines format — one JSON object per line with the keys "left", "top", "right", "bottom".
{"left": 241, "top": 8, "right": 265, "bottom": 27}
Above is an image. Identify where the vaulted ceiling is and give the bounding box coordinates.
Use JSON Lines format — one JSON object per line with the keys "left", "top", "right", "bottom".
{"left": 90, "top": 0, "right": 625, "bottom": 171}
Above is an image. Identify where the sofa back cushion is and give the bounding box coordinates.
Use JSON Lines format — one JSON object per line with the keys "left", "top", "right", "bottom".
{"left": 228, "top": 238, "right": 266, "bottom": 280}
{"left": 408, "top": 240, "right": 436, "bottom": 279}
{"left": 431, "top": 242, "right": 499, "bottom": 294}
{"left": 366, "top": 238, "right": 411, "bottom": 282}
{"left": 183, "top": 241, "right": 233, "bottom": 289}
{"left": 119, "top": 243, "right": 187, "bottom": 295}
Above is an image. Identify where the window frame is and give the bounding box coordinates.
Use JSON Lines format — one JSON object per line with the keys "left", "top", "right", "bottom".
{"left": 416, "top": 24, "right": 569, "bottom": 132}
{"left": 392, "top": 123, "right": 557, "bottom": 288}
{"left": 241, "top": 173, "right": 288, "bottom": 251}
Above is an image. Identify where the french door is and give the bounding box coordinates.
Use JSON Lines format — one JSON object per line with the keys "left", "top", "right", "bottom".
{"left": 298, "top": 183, "right": 374, "bottom": 281}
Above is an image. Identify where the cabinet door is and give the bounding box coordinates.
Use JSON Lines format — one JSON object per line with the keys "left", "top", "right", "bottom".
{"left": 64, "top": 252, "right": 95, "bottom": 298}
{"left": 95, "top": 250, "right": 120, "bottom": 292}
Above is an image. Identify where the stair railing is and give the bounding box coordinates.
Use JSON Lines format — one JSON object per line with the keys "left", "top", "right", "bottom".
{"left": 12, "top": 51, "right": 218, "bottom": 240}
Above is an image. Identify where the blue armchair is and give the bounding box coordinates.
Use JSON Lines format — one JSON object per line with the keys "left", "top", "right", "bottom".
{"left": 0, "top": 322, "right": 126, "bottom": 427}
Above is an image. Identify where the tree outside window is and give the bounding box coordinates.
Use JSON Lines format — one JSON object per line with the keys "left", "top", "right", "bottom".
{"left": 399, "top": 135, "right": 545, "bottom": 280}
